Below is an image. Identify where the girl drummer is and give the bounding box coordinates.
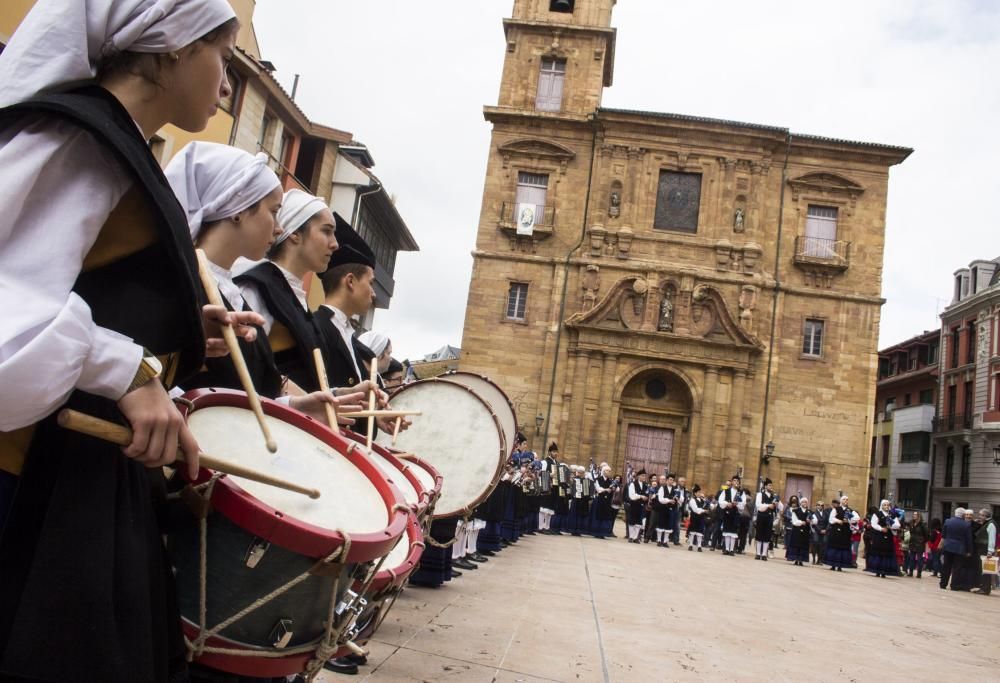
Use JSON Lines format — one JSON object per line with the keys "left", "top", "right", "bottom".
{"left": 164, "top": 140, "right": 365, "bottom": 420}
{"left": 0, "top": 2, "right": 262, "bottom": 680}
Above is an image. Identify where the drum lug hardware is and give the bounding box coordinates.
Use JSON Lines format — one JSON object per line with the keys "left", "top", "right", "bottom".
{"left": 335, "top": 590, "right": 367, "bottom": 619}
{"left": 244, "top": 537, "right": 270, "bottom": 568}
{"left": 269, "top": 619, "right": 294, "bottom": 648}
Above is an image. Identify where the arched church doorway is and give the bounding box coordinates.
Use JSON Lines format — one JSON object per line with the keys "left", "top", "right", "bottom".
{"left": 614, "top": 368, "right": 694, "bottom": 479}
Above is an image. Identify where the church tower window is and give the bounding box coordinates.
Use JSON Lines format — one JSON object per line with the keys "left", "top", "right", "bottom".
{"left": 536, "top": 57, "right": 566, "bottom": 112}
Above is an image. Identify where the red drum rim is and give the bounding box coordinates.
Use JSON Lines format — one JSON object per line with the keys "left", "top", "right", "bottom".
{"left": 340, "top": 428, "right": 434, "bottom": 519}
{"left": 390, "top": 450, "right": 444, "bottom": 507}
{"left": 362, "top": 511, "right": 425, "bottom": 596}
{"left": 178, "top": 388, "right": 408, "bottom": 563}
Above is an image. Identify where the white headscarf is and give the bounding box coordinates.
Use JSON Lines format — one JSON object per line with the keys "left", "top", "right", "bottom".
{"left": 358, "top": 331, "right": 390, "bottom": 357}
{"left": 164, "top": 141, "right": 281, "bottom": 239}
{"left": 0, "top": 0, "right": 236, "bottom": 109}
{"left": 275, "top": 189, "right": 328, "bottom": 246}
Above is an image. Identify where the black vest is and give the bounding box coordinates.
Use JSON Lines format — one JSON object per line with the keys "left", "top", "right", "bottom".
{"left": 234, "top": 261, "right": 322, "bottom": 391}
{"left": 184, "top": 290, "right": 282, "bottom": 399}
{"left": 312, "top": 305, "right": 376, "bottom": 388}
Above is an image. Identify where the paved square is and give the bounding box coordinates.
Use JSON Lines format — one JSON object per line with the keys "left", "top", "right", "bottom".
{"left": 317, "top": 521, "right": 998, "bottom": 682}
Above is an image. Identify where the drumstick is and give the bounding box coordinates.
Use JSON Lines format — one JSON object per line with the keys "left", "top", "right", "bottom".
{"left": 391, "top": 416, "right": 402, "bottom": 447}
{"left": 366, "top": 358, "right": 377, "bottom": 449}
{"left": 196, "top": 249, "right": 277, "bottom": 453}
{"left": 338, "top": 409, "right": 421, "bottom": 419}
{"left": 57, "top": 410, "right": 320, "bottom": 499}
{"left": 312, "top": 348, "right": 341, "bottom": 435}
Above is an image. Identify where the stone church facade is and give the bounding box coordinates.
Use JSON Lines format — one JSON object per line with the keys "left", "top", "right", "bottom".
{"left": 459, "top": 0, "right": 911, "bottom": 502}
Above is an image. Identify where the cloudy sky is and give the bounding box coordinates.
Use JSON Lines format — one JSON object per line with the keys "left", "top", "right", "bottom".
{"left": 254, "top": 0, "right": 1000, "bottom": 362}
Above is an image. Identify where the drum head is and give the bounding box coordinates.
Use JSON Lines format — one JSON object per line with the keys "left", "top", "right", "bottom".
{"left": 180, "top": 389, "right": 407, "bottom": 562}
{"left": 377, "top": 379, "right": 504, "bottom": 518}
{"left": 440, "top": 372, "right": 518, "bottom": 455}
{"left": 340, "top": 430, "right": 427, "bottom": 516}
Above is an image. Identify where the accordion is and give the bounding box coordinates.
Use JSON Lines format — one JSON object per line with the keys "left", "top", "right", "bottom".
{"left": 539, "top": 470, "right": 552, "bottom": 493}
{"left": 582, "top": 478, "right": 594, "bottom": 497}
{"left": 557, "top": 464, "right": 570, "bottom": 485}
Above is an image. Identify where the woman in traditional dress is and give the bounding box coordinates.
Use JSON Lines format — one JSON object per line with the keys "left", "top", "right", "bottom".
{"left": 0, "top": 3, "right": 268, "bottom": 680}
{"left": 787, "top": 497, "right": 812, "bottom": 566}
{"left": 823, "top": 498, "right": 857, "bottom": 571}
{"left": 865, "top": 499, "right": 901, "bottom": 578}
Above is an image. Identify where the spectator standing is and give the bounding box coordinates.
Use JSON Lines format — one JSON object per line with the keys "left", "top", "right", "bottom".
{"left": 939, "top": 508, "right": 973, "bottom": 591}
{"left": 906, "top": 512, "right": 929, "bottom": 578}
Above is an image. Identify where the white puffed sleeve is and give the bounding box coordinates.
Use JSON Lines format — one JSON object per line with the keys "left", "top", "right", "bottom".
{"left": 0, "top": 117, "right": 140, "bottom": 430}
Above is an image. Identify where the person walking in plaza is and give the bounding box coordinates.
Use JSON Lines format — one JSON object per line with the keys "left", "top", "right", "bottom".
{"left": 927, "top": 518, "right": 943, "bottom": 577}
{"left": 972, "top": 508, "right": 996, "bottom": 595}
{"left": 865, "top": 500, "right": 901, "bottom": 578}
{"left": 753, "top": 479, "right": 779, "bottom": 561}
{"left": 717, "top": 475, "right": 745, "bottom": 556}
{"left": 626, "top": 470, "right": 648, "bottom": 543}
{"left": 687, "top": 485, "right": 708, "bottom": 551}
{"left": 938, "top": 508, "right": 973, "bottom": 590}
{"left": 905, "top": 511, "right": 929, "bottom": 578}
{"left": 787, "top": 497, "right": 812, "bottom": 566}
{"left": 824, "top": 498, "right": 857, "bottom": 572}
{"left": 783, "top": 495, "right": 799, "bottom": 560}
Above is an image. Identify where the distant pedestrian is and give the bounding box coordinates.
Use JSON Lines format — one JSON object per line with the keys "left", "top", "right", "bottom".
{"left": 905, "top": 512, "right": 928, "bottom": 578}
{"left": 938, "top": 508, "right": 973, "bottom": 591}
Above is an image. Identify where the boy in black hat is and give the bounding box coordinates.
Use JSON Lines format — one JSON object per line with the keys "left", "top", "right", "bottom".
{"left": 626, "top": 470, "right": 648, "bottom": 543}
{"left": 754, "top": 478, "right": 779, "bottom": 560}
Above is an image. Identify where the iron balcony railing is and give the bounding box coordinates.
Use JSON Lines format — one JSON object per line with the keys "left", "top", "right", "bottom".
{"left": 793, "top": 236, "right": 851, "bottom": 265}
{"left": 932, "top": 412, "right": 973, "bottom": 432}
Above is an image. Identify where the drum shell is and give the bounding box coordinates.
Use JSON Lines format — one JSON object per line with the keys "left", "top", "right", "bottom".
{"left": 170, "top": 389, "right": 409, "bottom": 677}
{"left": 340, "top": 429, "right": 435, "bottom": 520}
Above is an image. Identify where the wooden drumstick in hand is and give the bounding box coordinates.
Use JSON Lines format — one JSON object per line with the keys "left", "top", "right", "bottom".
{"left": 57, "top": 410, "right": 318, "bottom": 498}
{"left": 366, "top": 356, "right": 378, "bottom": 449}
{"left": 196, "top": 249, "right": 277, "bottom": 453}
{"left": 312, "top": 348, "right": 341, "bottom": 435}
{"left": 391, "top": 416, "right": 402, "bottom": 447}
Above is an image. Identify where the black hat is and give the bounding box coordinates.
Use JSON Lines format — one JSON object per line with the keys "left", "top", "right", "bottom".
{"left": 636, "top": 468, "right": 647, "bottom": 476}
{"left": 692, "top": 484, "right": 701, "bottom": 493}
{"left": 325, "top": 212, "right": 376, "bottom": 271}
{"left": 732, "top": 474, "right": 741, "bottom": 481}
{"left": 764, "top": 478, "right": 772, "bottom": 486}
{"left": 386, "top": 358, "right": 404, "bottom": 375}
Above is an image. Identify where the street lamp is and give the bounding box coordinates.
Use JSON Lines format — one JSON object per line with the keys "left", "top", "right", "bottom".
{"left": 762, "top": 440, "right": 775, "bottom": 465}
{"left": 535, "top": 413, "right": 545, "bottom": 435}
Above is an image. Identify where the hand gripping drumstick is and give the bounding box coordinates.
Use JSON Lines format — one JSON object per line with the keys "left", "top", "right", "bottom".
{"left": 196, "top": 249, "right": 277, "bottom": 453}
{"left": 391, "top": 416, "right": 402, "bottom": 447}
{"left": 312, "top": 348, "right": 341, "bottom": 435}
{"left": 57, "top": 409, "right": 320, "bottom": 499}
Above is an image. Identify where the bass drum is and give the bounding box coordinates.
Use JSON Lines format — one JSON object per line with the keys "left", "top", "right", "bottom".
{"left": 377, "top": 378, "right": 505, "bottom": 519}
{"left": 440, "top": 371, "right": 518, "bottom": 455}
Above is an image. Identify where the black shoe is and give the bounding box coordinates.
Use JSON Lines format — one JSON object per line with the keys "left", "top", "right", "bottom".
{"left": 470, "top": 553, "right": 489, "bottom": 563}
{"left": 571, "top": 532, "right": 581, "bottom": 536}
{"left": 697, "top": 547, "right": 703, "bottom": 552}
{"left": 500, "top": 538, "right": 510, "bottom": 546}
{"left": 761, "top": 556, "right": 768, "bottom": 562}
{"left": 480, "top": 549, "right": 496, "bottom": 556}
{"left": 673, "top": 542, "right": 680, "bottom": 546}
{"left": 344, "top": 653, "right": 368, "bottom": 666}
{"left": 830, "top": 566, "right": 837, "bottom": 571}
{"left": 688, "top": 546, "right": 694, "bottom": 551}
{"left": 451, "top": 569, "right": 463, "bottom": 578}
{"left": 754, "top": 555, "right": 760, "bottom": 560}
{"left": 836, "top": 567, "right": 843, "bottom": 572}
{"left": 454, "top": 558, "right": 477, "bottom": 570}
{"left": 324, "top": 657, "right": 360, "bottom": 675}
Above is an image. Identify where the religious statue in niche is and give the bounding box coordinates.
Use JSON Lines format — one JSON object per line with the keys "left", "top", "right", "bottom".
{"left": 657, "top": 288, "right": 675, "bottom": 332}
{"left": 733, "top": 207, "right": 745, "bottom": 233}
{"left": 581, "top": 264, "right": 600, "bottom": 311}
{"left": 608, "top": 190, "right": 621, "bottom": 218}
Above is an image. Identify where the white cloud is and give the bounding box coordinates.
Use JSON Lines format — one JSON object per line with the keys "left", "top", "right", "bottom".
{"left": 252, "top": 0, "right": 1000, "bottom": 358}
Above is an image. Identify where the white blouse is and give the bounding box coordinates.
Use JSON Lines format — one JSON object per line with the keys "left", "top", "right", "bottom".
{"left": 0, "top": 117, "right": 139, "bottom": 430}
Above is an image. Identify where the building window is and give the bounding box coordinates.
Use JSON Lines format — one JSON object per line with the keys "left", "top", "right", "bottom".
{"left": 549, "top": 0, "right": 575, "bottom": 12}
{"left": 878, "top": 478, "right": 887, "bottom": 501}
{"left": 960, "top": 445, "right": 971, "bottom": 487}
{"left": 870, "top": 437, "right": 877, "bottom": 466}
{"left": 802, "top": 205, "right": 839, "bottom": 257}
{"left": 258, "top": 113, "right": 275, "bottom": 154}
{"left": 535, "top": 57, "right": 566, "bottom": 112}
{"left": 506, "top": 282, "right": 528, "bottom": 321}
{"left": 653, "top": 171, "right": 702, "bottom": 233}
{"left": 904, "top": 393, "right": 912, "bottom": 406}
{"left": 880, "top": 434, "right": 890, "bottom": 467}
{"left": 944, "top": 447, "right": 954, "bottom": 486}
{"left": 919, "top": 388, "right": 934, "bottom": 405}
{"left": 928, "top": 341, "right": 939, "bottom": 365}
{"left": 971, "top": 267, "right": 978, "bottom": 294}
{"left": 884, "top": 397, "right": 896, "bottom": 418}
{"left": 515, "top": 171, "right": 549, "bottom": 221}
{"left": 802, "top": 319, "right": 824, "bottom": 357}
{"left": 951, "top": 327, "right": 960, "bottom": 368}
{"left": 896, "top": 479, "right": 928, "bottom": 509}
{"left": 941, "top": 501, "right": 952, "bottom": 519}
{"left": 967, "top": 322, "right": 976, "bottom": 364}
{"left": 899, "top": 432, "right": 930, "bottom": 463}
{"left": 963, "top": 381, "right": 973, "bottom": 423}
